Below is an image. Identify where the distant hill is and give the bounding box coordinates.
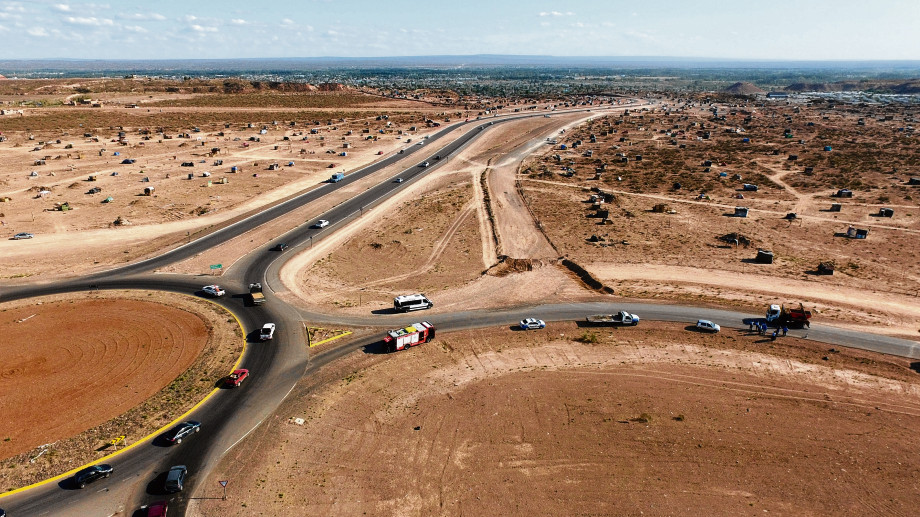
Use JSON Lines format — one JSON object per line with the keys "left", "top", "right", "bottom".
{"left": 725, "top": 82, "right": 764, "bottom": 94}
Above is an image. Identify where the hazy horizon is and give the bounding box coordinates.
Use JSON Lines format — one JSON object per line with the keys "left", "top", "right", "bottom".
{"left": 1, "top": 0, "right": 917, "bottom": 61}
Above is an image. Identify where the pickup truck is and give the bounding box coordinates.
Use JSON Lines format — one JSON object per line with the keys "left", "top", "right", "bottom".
{"left": 248, "top": 283, "right": 265, "bottom": 306}
{"left": 585, "top": 311, "right": 640, "bottom": 326}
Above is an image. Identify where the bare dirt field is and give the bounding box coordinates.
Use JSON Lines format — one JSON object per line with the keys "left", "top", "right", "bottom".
{"left": 0, "top": 291, "right": 242, "bottom": 491}
{"left": 194, "top": 322, "right": 920, "bottom": 516}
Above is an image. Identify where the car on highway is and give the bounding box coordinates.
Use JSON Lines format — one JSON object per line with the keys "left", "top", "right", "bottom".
{"left": 519, "top": 318, "right": 546, "bottom": 330}
{"left": 12, "top": 232, "right": 34, "bottom": 239}
{"left": 73, "top": 464, "right": 113, "bottom": 488}
{"left": 416, "top": 141, "right": 424, "bottom": 145}
{"left": 695, "top": 319, "right": 721, "bottom": 333}
{"left": 144, "top": 501, "right": 168, "bottom": 517}
{"left": 271, "top": 243, "right": 289, "bottom": 252}
{"left": 164, "top": 465, "right": 187, "bottom": 493}
{"left": 260, "top": 323, "right": 276, "bottom": 340}
{"left": 202, "top": 285, "right": 225, "bottom": 297}
{"left": 164, "top": 420, "right": 201, "bottom": 445}
{"left": 419, "top": 161, "right": 429, "bottom": 167}
{"left": 225, "top": 369, "right": 249, "bottom": 387}
{"left": 312, "top": 219, "right": 330, "bottom": 229}
{"left": 398, "top": 149, "right": 404, "bottom": 154}
{"left": 393, "top": 178, "right": 404, "bottom": 183}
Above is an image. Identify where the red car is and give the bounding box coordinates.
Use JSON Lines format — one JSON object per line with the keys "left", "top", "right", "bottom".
{"left": 145, "top": 501, "right": 168, "bottom": 517}
{"left": 225, "top": 369, "right": 249, "bottom": 387}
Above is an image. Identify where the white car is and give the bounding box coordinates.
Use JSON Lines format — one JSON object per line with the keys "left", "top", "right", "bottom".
{"left": 202, "top": 285, "right": 225, "bottom": 297}
{"left": 519, "top": 318, "right": 546, "bottom": 330}
{"left": 419, "top": 162, "right": 429, "bottom": 167}
{"left": 13, "top": 232, "right": 34, "bottom": 240}
{"left": 695, "top": 320, "right": 720, "bottom": 333}
{"left": 312, "top": 220, "right": 330, "bottom": 229}
{"left": 260, "top": 323, "right": 276, "bottom": 341}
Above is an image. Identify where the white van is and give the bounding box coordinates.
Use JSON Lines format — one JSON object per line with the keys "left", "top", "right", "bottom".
{"left": 393, "top": 294, "right": 433, "bottom": 312}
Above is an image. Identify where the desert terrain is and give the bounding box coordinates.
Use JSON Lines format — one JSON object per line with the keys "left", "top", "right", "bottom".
{"left": 195, "top": 323, "right": 920, "bottom": 516}
{"left": 1, "top": 79, "right": 919, "bottom": 515}
{"left": 0, "top": 291, "right": 242, "bottom": 490}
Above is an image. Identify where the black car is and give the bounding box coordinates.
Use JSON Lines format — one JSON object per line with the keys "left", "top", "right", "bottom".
{"left": 74, "top": 464, "right": 113, "bottom": 488}
{"left": 164, "top": 420, "right": 201, "bottom": 445}
{"left": 271, "top": 243, "right": 289, "bottom": 252}
{"left": 164, "top": 465, "right": 188, "bottom": 493}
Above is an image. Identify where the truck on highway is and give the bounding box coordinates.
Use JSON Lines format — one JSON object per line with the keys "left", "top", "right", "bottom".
{"left": 329, "top": 172, "right": 345, "bottom": 183}
{"left": 585, "top": 311, "right": 640, "bottom": 326}
{"left": 248, "top": 283, "right": 265, "bottom": 306}
{"left": 383, "top": 321, "right": 435, "bottom": 352}
{"left": 765, "top": 303, "right": 811, "bottom": 327}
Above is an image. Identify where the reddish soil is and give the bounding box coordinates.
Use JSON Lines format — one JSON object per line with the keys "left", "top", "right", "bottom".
{"left": 193, "top": 323, "right": 920, "bottom": 516}
{"left": 0, "top": 297, "right": 209, "bottom": 458}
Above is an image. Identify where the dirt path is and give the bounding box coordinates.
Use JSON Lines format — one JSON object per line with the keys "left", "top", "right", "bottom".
{"left": 487, "top": 112, "right": 610, "bottom": 259}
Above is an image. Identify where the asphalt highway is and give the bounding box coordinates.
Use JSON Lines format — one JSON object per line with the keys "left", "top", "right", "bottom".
{"left": 2, "top": 102, "right": 918, "bottom": 516}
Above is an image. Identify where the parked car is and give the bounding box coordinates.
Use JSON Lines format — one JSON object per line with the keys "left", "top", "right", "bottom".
{"left": 271, "top": 243, "right": 289, "bottom": 252}
{"left": 312, "top": 219, "right": 330, "bottom": 229}
{"left": 145, "top": 501, "right": 168, "bottom": 517}
{"left": 695, "top": 320, "right": 721, "bottom": 333}
{"left": 202, "top": 285, "right": 225, "bottom": 297}
{"left": 260, "top": 323, "right": 276, "bottom": 341}
{"left": 74, "top": 464, "right": 113, "bottom": 488}
{"left": 12, "top": 232, "right": 34, "bottom": 240}
{"left": 225, "top": 369, "right": 249, "bottom": 387}
{"left": 519, "top": 318, "right": 546, "bottom": 330}
{"left": 164, "top": 420, "right": 201, "bottom": 445}
{"left": 164, "top": 465, "right": 187, "bottom": 493}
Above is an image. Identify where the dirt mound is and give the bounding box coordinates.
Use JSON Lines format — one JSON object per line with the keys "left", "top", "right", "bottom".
{"left": 724, "top": 82, "right": 764, "bottom": 95}
{"left": 486, "top": 256, "right": 534, "bottom": 276}
{"left": 316, "top": 82, "right": 346, "bottom": 92}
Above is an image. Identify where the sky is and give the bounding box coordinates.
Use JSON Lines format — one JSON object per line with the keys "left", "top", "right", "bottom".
{"left": 1, "top": 0, "right": 918, "bottom": 61}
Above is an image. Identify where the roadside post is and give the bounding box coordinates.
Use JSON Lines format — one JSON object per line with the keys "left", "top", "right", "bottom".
{"left": 219, "top": 479, "right": 229, "bottom": 500}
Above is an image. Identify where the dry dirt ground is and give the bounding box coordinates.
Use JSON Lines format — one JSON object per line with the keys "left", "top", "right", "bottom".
{"left": 194, "top": 322, "right": 920, "bottom": 516}
{"left": 0, "top": 291, "right": 242, "bottom": 491}
{"left": 518, "top": 97, "right": 920, "bottom": 336}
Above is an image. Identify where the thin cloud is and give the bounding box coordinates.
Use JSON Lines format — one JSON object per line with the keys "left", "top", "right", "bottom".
{"left": 27, "top": 27, "right": 48, "bottom": 37}
{"left": 53, "top": 3, "right": 72, "bottom": 12}
{"left": 538, "top": 11, "right": 574, "bottom": 17}
{"left": 191, "top": 24, "right": 217, "bottom": 33}
{"left": 123, "top": 13, "right": 167, "bottom": 21}
{"left": 65, "top": 16, "right": 114, "bottom": 26}
{"left": 122, "top": 25, "right": 148, "bottom": 33}
{"left": 230, "top": 18, "right": 247, "bottom": 25}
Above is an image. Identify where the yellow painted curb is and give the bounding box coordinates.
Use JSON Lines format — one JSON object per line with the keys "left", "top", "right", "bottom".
{"left": 0, "top": 295, "right": 248, "bottom": 500}
{"left": 309, "top": 330, "right": 353, "bottom": 347}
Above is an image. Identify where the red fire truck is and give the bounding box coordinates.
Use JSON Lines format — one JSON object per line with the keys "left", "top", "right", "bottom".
{"left": 383, "top": 321, "right": 435, "bottom": 352}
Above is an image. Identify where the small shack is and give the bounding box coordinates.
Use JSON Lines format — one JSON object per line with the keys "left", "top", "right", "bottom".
{"left": 829, "top": 203, "right": 842, "bottom": 212}
{"left": 909, "top": 177, "right": 920, "bottom": 186}
{"left": 878, "top": 208, "right": 894, "bottom": 217}
{"left": 846, "top": 227, "right": 869, "bottom": 239}
{"left": 755, "top": 249, "right": 774, "bottom": 264}
{"left": 734, "top": 206, "right": 749, "bottom": 218}
{"left": 835, "top": 189, "right": 853, "bottom": 198}
{"left": 817, "top": 262, "right": 835, "bottom": 275}
{"left": 742, "top": 184, "right": 758, "bottom": 191}
{"left": 143, "top": 187, "right": 154, "bottom": 196}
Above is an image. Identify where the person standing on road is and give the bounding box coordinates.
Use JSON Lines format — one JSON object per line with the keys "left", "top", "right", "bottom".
{"left": 782, "top": 326, "right": 788, "bottom": 337}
